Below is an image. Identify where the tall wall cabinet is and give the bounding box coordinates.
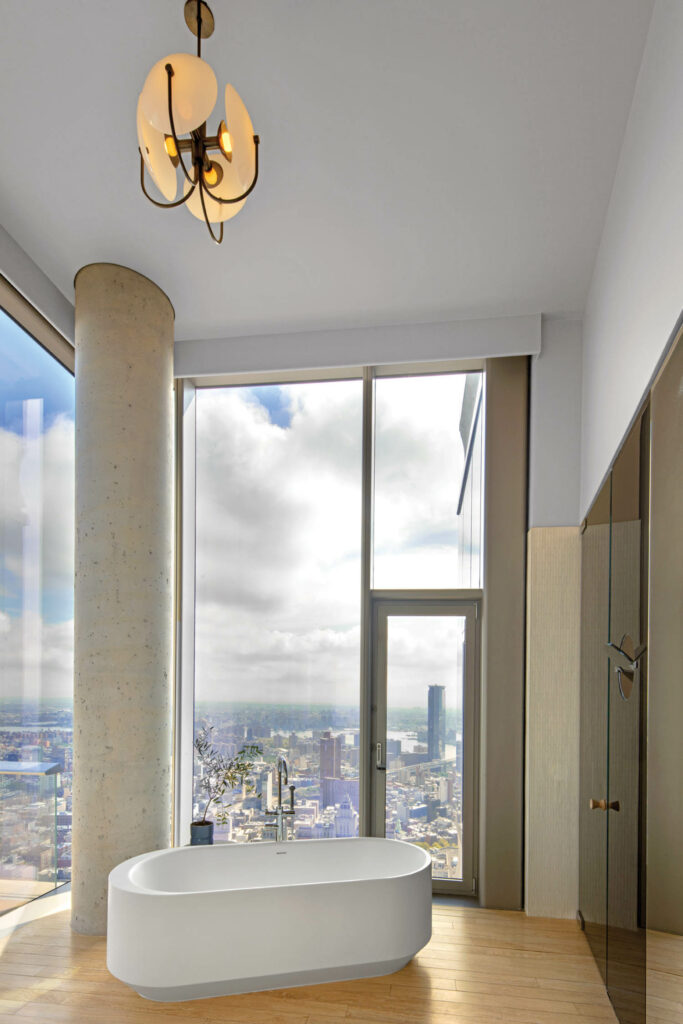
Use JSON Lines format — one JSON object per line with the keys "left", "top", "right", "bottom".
{"left": 579, "top": 331, "right": 682, "bottom": 1024}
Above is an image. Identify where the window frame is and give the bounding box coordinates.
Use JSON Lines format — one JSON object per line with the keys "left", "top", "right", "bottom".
{"left": 0, "top": 276, "right": 74, "bottom": 374}
{"left": 175, "top": 360, "right": 485, "bottom": 859}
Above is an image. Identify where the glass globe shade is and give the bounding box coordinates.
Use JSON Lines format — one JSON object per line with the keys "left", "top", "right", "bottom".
{"left": 224, "top": 84, "right": 255, "bottom": 190}
{"left": 140, "top": 53, "right": 217, "bottom": 136}
{"left": 183, "top": 153, "right": 246, "bottom": 223}
{"left": 137, "top": 97, "right": 177, "bottom": 201}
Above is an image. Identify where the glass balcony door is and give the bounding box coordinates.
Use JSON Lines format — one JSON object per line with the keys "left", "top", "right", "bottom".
{"left": 370, "top": 598, "right": 479, "bottom": 895}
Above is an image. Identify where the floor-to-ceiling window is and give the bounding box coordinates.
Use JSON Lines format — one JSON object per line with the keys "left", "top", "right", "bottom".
{"left": 369, "top": 370, "right": 482, "bottom": 892}
{"left": 183, "top": 366, "right": 484, "bottom": 892}
{"left": 0, "top": 304, "right": 74, "bottom": 914}
{"left": 193, "top": 380, "right": 363, "bottom": 842}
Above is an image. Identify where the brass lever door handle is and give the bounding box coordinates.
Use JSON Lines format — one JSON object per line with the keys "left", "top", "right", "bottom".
{"left": 590, "top": 798, "right": 620, "bottom": 811}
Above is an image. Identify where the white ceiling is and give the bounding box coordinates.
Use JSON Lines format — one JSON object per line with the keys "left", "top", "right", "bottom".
{"left": 0, "top": 1, "right": 653, "bottom": 342}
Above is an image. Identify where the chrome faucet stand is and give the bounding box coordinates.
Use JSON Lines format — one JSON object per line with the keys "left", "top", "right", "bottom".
{"left": 265, "top": 754, "right": 296, "bottom": 841}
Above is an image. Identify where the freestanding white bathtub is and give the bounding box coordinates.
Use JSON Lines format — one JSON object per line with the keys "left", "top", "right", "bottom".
{"left": 107, "top": 837, "right": 431, "bottom": 1002}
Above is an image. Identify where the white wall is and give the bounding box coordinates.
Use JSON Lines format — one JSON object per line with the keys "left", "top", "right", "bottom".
{"left": 581, "top": 0, "right": 683, "bottom": 516}
{"left": 174, "top": 315, "right": 541, "bottom": 377}
{"left": 529, "top": 319, "right": 582, "bottom": 528}
{"left": 0, "top": 225, "right": 74, "bottom": 343}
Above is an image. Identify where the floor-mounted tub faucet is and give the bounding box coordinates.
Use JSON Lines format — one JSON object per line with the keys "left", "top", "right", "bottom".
{"left": 265, "top": 754, "right": 295, "bottom": 842}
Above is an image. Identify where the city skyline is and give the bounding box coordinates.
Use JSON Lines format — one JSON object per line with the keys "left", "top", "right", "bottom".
{"left": 191, "top": 689, "right": 465, "bottom": 880}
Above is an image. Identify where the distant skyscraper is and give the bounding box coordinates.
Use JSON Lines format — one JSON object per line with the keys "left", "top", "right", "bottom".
{"left": 322, "top": 777, "right": 360, "bottom": 811}
{"left": 319, "top": 730, "right": 342, "bottom": 780}
{"left": 428, "top": 685, "right": 446, "bottom": 761}
{"left": 334, "top": 794, "right": 359, "bottom": 837}
{"left": 259, "top": 768, "right": 274, "bottom": 812}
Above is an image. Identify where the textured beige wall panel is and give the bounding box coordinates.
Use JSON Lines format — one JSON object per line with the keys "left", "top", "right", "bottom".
{"left": 525, "top": 526, "right": 581, "bottom": 919}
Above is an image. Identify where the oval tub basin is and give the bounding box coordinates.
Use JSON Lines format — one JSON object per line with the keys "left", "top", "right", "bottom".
{"left": 107, "top": 837, "right": 432, "bottom": 1001}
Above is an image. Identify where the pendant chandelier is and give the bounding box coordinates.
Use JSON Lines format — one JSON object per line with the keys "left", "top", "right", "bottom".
{"left": 137, "top": 0, "right": 259, "bottom": 244}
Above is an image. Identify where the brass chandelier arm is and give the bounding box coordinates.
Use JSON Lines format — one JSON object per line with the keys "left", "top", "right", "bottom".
{"left": 165, "top": 63, "right": 198, "bottom": 187}
{"left": 202, "top": 135, "right": 260, "bottom": 204}
{"left": 198, "top": 177, "right": 224, "bottom": 244}
{"left": 139, "top": 151, "right": 197, "bottom": 208}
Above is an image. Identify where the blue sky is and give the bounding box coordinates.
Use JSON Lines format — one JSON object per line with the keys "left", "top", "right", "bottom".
{"left": 0, "top": 310, "right": 74, "bottom": 629}
{"left": 0, "top": 310, "right": 75, "bottom": 434}
{"left": 247, "top": 385, "right": 292, "bottom": 428}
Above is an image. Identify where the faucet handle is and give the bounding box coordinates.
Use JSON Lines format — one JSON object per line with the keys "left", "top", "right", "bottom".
{"left": 288, "top": 784, "right": 296, "bottom": 812}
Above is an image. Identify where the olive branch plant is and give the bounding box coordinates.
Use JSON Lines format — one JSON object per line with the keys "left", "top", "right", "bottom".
{"left": 193, "top": 726, "right": 262, "bottom": 826}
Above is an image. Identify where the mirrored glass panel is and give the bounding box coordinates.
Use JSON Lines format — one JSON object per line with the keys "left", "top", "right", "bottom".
{"left": 607, "top": 416, "right": 647, "bottom": 1024}
{"left": 647, "top": 333, "right": 683, "bottom": 1020}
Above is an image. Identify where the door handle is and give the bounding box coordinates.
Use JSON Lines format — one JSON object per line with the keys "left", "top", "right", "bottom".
{"left": 589, "top": 798, "right": 620, "bottom": 811}
{"left": 376, "top": 742, "right": 386, "bottom": 771}
{"left": 616, "top": 666, "right": 635, "bottom": 702}
{"left": 606, "top": 638, "right": 646, "bottom": 672}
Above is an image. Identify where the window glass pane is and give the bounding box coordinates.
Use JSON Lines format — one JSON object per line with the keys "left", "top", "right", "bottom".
{"left": 385, "top": 615, "right": 466, "bottom": 880}
{"left": 0, "top": 309, "right": 74, "bottom": 912}
{"left": 373, "top": 372, "right": 484, "bottom": 589}
{"left": 194, "top": 381, "right": 362, "bottom": 842}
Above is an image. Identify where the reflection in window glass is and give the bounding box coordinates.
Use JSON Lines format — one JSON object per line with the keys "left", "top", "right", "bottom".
{"left": 0, "top": 309, "right": 74, "bottom": 913}
{"left": 194, "top": 381, "right": 362, "bottom": 842}
{"left": 373, "top": 372, "right": 484, "bottom": 589}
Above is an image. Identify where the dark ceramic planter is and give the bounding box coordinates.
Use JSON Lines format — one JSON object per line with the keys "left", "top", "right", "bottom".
{"left": 190, "top": 821, "right": 214, "bottom": 846}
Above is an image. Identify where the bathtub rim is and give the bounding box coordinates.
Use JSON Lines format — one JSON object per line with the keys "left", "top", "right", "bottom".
{"left": 110, "top": 836, "right": 432, "bottom": 898}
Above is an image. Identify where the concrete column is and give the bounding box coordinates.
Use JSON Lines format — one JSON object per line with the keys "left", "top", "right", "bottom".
{"left": 72, "top": 264, "right": 174, "bottom": 934}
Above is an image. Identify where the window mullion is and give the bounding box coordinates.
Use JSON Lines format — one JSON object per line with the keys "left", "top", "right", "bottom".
{"left": 359, "top": 366, "right": 375, "bottom": 836}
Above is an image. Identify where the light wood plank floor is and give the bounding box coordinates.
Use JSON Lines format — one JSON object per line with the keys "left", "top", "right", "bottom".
{"left": 0, "top": 904, "right": 618, "bottom": 1023}
{"left": 647, "top": 930, "right": 683, "bottom": 1024}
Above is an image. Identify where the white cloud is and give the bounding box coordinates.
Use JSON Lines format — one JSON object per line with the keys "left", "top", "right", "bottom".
{"left": 0, "top": 415, "right": 75, "bottom": 699}
{"left": 0, "top": 416, "right": 75, "bottom": 607}
{"left": 373, "top": 374, "right": 467, "bottom": 586}
{"left": 386, "top": 616, "right": 465, "bottom": 710}
{"left": 0, "top": 612, "right": 73, "bottom": 699}
{"left": 193, "top": 377, "right": 476, "bottom": 707}
{"left": 195, "top": 382, "right": 363, "bottom": 706}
